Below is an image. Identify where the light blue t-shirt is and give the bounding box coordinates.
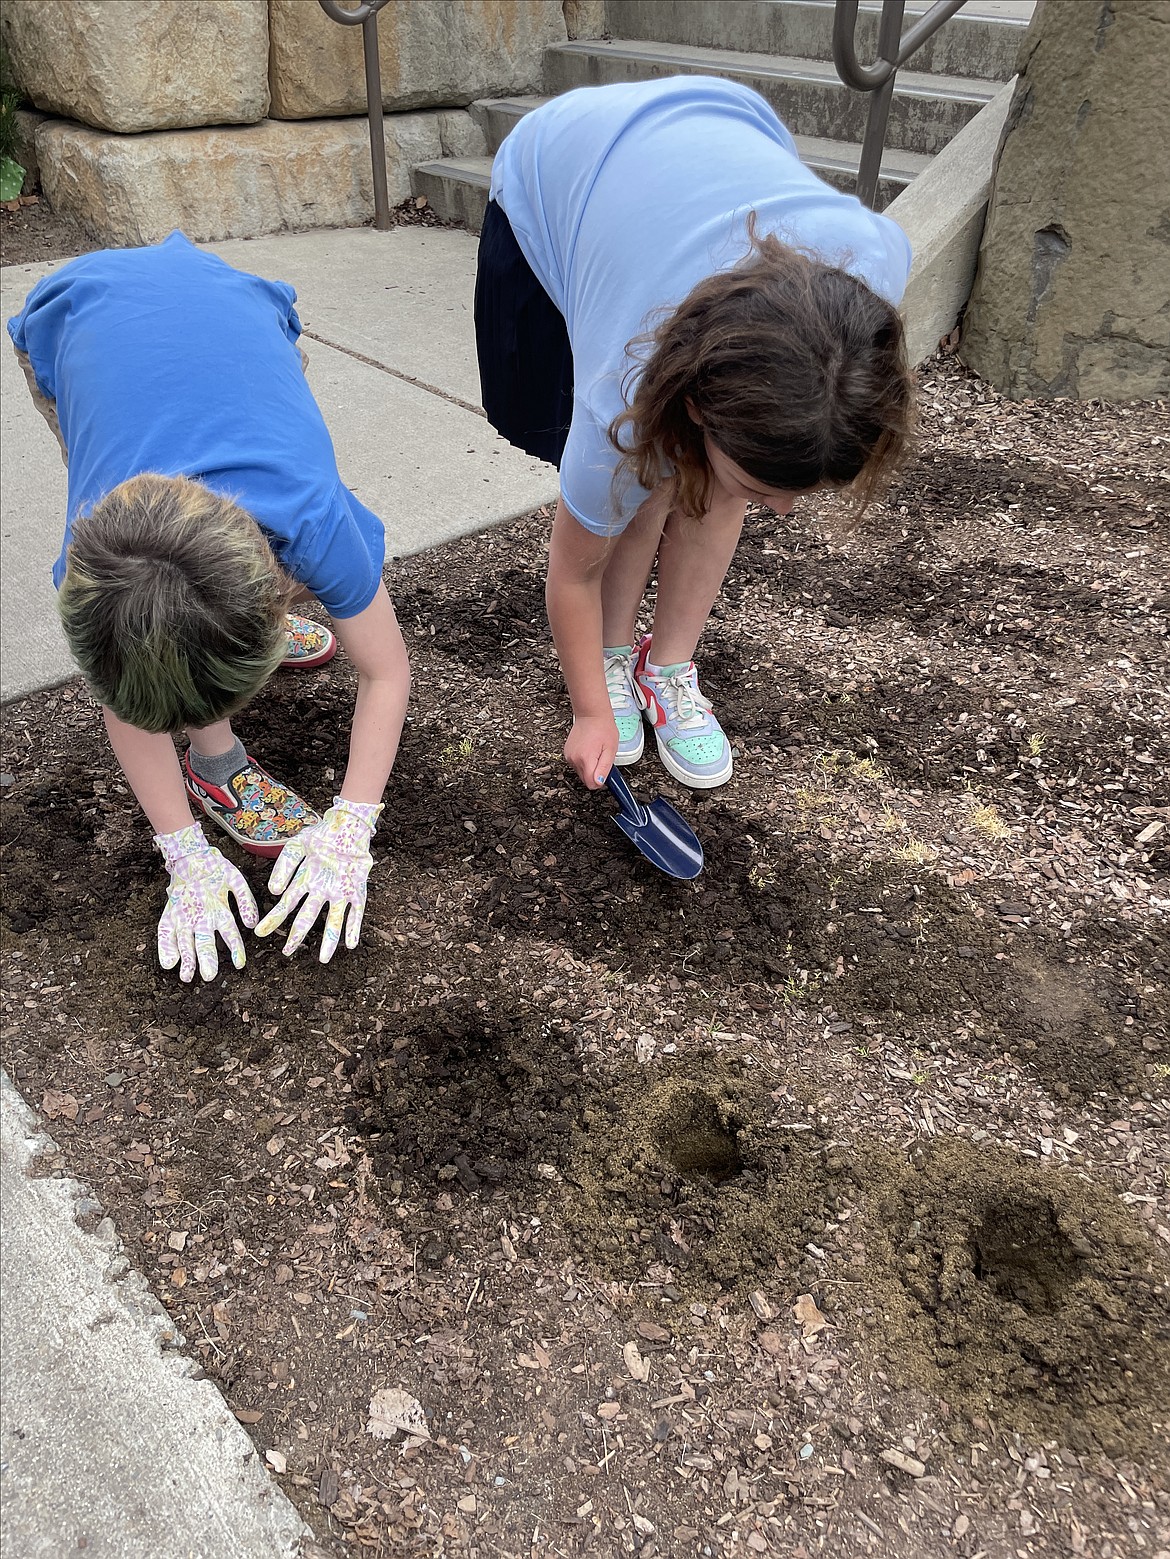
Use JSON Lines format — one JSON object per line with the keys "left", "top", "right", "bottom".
{"left": 7, "top": 231, "right": 385, "bottom": 618}
{"left": 490, "top": 77, "right": 913, "bottom": 536}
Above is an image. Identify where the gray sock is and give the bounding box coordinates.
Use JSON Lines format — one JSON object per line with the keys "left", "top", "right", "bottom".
{"left": 187, "top": 736, "right": 247, "bottom": 786}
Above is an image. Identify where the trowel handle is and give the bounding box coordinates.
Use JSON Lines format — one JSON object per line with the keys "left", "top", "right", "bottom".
{"left": 605, "top": 768, "right": 648, "bottom": 826}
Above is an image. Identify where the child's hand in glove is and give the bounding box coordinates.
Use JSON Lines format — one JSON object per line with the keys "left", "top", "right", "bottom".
{"left": 154, "top": 822, "right": 259, "bottom": 983}
{"left": 254, "top": 798, "right": 383, "bottom": 962}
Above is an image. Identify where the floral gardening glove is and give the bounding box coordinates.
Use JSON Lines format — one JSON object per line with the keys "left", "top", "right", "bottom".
{"left": 154, "top": 822, "right": 259, "bottom": 983}
{"left": 254, "top": 798, "right": 383, "bottom": 963}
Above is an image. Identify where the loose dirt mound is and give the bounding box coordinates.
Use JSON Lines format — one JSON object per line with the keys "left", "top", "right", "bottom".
{"left": 863, "top": 1138, "right": 1170, "bottom": 1457}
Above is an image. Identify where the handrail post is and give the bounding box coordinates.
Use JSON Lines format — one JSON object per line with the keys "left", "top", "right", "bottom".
{"left": 317, "top": 0, "right": 393, "bottom": 231}
{"left": 833, "top": 0, "right": 968, "bottom": 209}
{"left": 855, "top": 0, "right": 905, "bottom": 208}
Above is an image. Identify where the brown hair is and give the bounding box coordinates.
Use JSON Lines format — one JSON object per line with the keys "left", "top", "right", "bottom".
{"left": 59, "top": 473, "right": 295, "bottom": 733}
{"left": 609, "top": 218, "right": 913, "bottom": 521}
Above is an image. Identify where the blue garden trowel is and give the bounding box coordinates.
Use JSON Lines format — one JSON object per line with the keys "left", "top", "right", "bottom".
{"left": 605, "top": 768, "right": 704, "bottom": 880}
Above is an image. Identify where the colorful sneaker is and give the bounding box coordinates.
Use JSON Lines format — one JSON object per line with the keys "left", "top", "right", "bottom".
{"left": 281, "top": 613, "right": 337, "bottom": 669}
{"left": 633, "top": 635, "right": 733, "bottom": 789}
{"left": 605, "top": 645, "right": 645, "bottom": 766}
{"left": 183, "top": 750, "right": 320, "bottom": 859}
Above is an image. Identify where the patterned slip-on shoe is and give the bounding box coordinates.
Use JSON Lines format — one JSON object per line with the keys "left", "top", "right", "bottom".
{"left": 281, "top": 613, "right": 337, "bottom": 670}
{"left": 604, "top": 646, "right": 645, "bottom": 766}
{"left": 633, "top": 635, "right": 733, "bottom": 790}
{"left": 183, "top": 750, "right": 320, "bottom": 859}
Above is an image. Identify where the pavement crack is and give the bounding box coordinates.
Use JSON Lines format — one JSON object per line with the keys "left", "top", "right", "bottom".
{"left": 300, "top": 329, "right": 487, "bottom": 419}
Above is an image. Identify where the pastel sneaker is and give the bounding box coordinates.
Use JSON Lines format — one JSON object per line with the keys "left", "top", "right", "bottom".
{"left": 633, "top": 635, "right": 733, "bottom": 789}
{"left": 183, "top": 750, "right": 320, "bottom": 859}
{"left": 605, "top": 645, "right": 645, "bottom": 766}
{"left": 281, "top": 613, "right": 337, "bottom": 669}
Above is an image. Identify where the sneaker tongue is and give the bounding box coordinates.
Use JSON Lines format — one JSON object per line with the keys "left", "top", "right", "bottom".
{"left": 653, "top": 660, "right": 691, "bottom": 678}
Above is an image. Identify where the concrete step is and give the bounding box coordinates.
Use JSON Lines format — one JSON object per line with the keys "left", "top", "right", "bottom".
{"left": 412, "top": 155, "right": 493, "bottom": 231}
{"left": 542, "top": 38, "right": 997, "bottom": 155}
{"left": 473, "top": 95, "right": 929, "bottom": 195}
{"left": 412, "top": 156, "right": 494, "bottom": 231}
{"left": 604, "top": 0, "right": 1032, "bottom": 84}
{"left": 471, "top": 94, "right": 546, "bottom": 155}
{"left": 411, "top": 127, "right": 930, "bottom": 232}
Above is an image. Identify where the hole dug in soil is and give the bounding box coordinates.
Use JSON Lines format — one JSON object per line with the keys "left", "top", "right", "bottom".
{"left": 567, "top": 1070, "right": 854, "bottom": 1295}
{"left": 649, "top": 1081, "right": 744, "bottom": 1184}
{"left": 354, "top": 1016, "right": 850, "bottom": 1296}
{"left": 864, "top": 1138, "right": 1170, "bottom": 1457}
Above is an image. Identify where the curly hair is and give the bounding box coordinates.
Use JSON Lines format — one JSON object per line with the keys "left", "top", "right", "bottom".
{"left": 58, "top": 473, "right": 295, "bottom": 732}
{"left": 609, "top": 218, "right": 913, "bottom": 521}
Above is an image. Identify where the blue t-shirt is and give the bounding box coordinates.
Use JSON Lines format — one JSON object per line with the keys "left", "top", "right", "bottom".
{"left": 490, "top": 77, "right": 913, "bottom": 536}
{"left": 7, "top": 231, "right": 385, "bottom": 618}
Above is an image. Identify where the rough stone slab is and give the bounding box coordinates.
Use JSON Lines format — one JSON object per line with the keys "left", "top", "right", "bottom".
{"left": 0, "top": 0, "right": 269, "bottom": 133}
{"left": 885, "top": 80, "right": 1014, "bottom": 365}
{"left": 268, "top": 0, "right": 565, "bottom": 120}
{"left": 563, "top": 0, "right": 608, "bottom": 39}
{"left": 0, "top": 1071, "right": 314, "bottom": 1558}
{"left": 10, "top": 107, "right": 47, "bottom": 194}
{"left": 34, "top": 115, "right": 445, "bottom": 247}
{"left": 962, "top": 0, "right": 1170, "bottom": 400}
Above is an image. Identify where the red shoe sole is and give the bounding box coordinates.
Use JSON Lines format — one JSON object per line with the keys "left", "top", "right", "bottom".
{"left": 186, "top": 789, "right": 290, "bottom": 858}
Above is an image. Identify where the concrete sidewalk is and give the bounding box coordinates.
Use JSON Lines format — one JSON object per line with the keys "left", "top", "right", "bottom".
{"left": 0, "top": 224, "right": 555, "bottom": 1555}
{"left": 0, "top": 224, "right": 558, "bottom": 702}
{"left": 0, "top": 1076, "right": 317, "bottom": 1559}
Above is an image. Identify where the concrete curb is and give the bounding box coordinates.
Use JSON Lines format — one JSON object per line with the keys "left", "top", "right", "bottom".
{"left": 0, "top": 1070, "right": 319, "bottom": 1558}
{"left": 886, "top": 78, "right": 1016, "bottom": 365}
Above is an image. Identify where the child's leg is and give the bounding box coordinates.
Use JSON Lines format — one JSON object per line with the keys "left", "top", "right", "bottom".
{"left": 600, "top": 487, "right": 671, "bottom": 647}
{"left": 184, "top": 720, "right": 319, "bottom": 859}
{"left": 648, "top": 494, "right": 747, "bottom": 664}
{"left": 186, "top": 720, "right": 242, "bottom": 779}
{"left": 14, "top": 347, "right": 68, "bottom": 466}
{"left": 630, "top": 496, "right": 744, "bottom": 789}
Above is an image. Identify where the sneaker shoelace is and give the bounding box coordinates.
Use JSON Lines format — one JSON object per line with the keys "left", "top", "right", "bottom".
{"left": 604, "top": 651, "right": 639, "bottom": 715}
{"left": 651, "top": 667, "right": 714, "bottom": 731}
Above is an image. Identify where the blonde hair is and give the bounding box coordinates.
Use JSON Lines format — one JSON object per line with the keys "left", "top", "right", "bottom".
{"left": 610, "top": 218, "right": 913, "bottom": 521}
{"left": 58, "top": 474, "right": 294, "bottom": 732}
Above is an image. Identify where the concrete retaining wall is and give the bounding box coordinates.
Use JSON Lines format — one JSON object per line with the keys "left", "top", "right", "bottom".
{"left": 886, "top": 81, "right": 1015, "bottom": 367}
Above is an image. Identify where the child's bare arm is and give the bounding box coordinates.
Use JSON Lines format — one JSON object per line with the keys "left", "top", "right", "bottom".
{"left": 103, "top": 707, "right": 257, "bottom": 983}
{"left": 254, "top": 582, "right": 408, "bottom": 963}
{"left": 102, "top": 709, "right": 196, "bottom": 835}
{"left": 331, "top": 581, "right": 410, "bottom": 803}
{"left": 546, "top": 497, "right": 617, "bottom": 789}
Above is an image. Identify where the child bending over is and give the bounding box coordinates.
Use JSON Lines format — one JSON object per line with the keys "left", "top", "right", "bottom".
{"left": 475, "top": 77, "right": 914, "bottom": 792}
{"left": 9, "top": 232, "right": 409, "bottom": 982}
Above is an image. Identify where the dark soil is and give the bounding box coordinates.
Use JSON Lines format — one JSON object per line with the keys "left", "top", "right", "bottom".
{"left": 0, "top": 193, "right": 101, "bottom": 266}
{"left": 3, "top": 357, "right": 1169, "bottom": 1557}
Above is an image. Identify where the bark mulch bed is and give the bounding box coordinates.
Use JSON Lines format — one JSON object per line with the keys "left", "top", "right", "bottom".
{"left": 2, "top": 356, "right": 1168, "bottom": 1558}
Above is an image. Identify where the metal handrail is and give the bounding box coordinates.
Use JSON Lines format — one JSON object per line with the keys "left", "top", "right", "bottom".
{"left": 833, "top": 0, "right": 966, "bottom": 208}
{"left": 318, "top": 0, "right": 393, "bottom": 230}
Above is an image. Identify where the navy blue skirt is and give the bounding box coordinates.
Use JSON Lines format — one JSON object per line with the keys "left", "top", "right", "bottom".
{"left": 474, "top": 199, "right": 574, "bottom": 469}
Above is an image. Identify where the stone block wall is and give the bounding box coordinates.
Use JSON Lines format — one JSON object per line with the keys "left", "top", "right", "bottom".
{"left": 962, "top": 0, "right": 1170, "bottom": 401}
{"left": 0, "top": 0, "right": 270, "bottom": 133}
{"left": 267, "top": 0, "right": 568, "bottom": 119}
{"left": 0, "top": 0, "right": 596, "bottom": 243}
